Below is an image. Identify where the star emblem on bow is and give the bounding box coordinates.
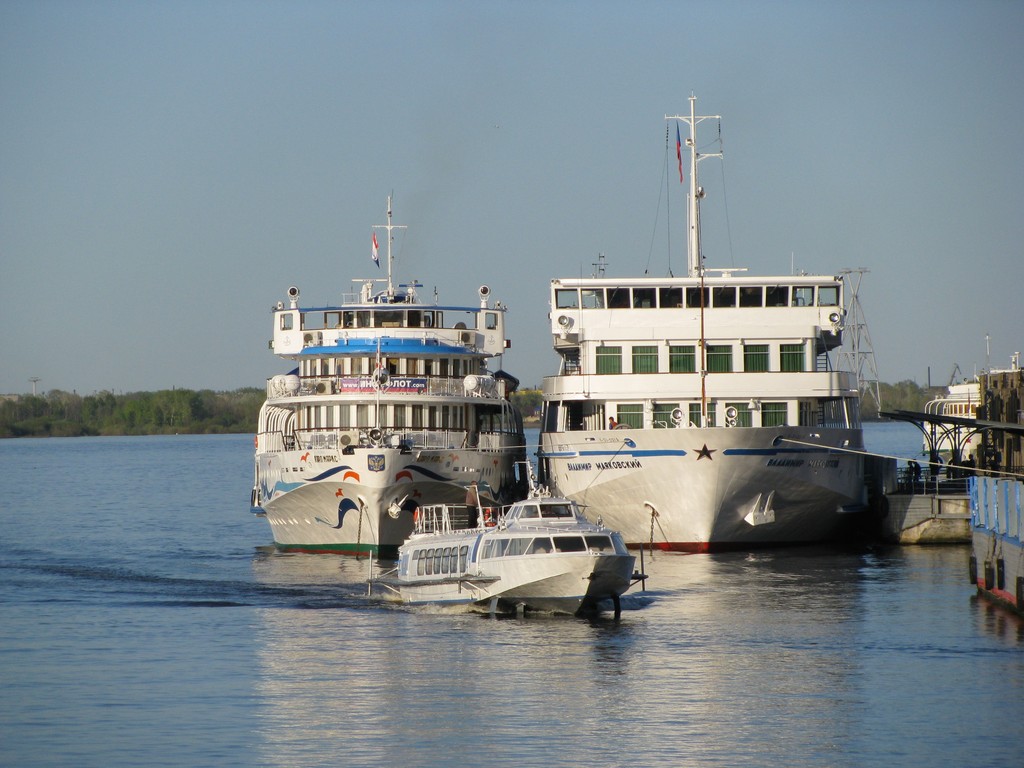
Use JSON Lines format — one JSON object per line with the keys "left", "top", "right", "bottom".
{"left": 695, "top": 444, "right": 716, "bottom": 461}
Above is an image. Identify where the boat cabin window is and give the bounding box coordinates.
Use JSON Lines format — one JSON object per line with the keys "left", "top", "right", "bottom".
{"left": 527, "top": 537, "right": 552, "bottom": 554}
{"left": 653, "top": 402, "right": 680, "bottom": 428}
{"left": 780, "top": 343, "right": 805, "bottom": 372}
{"left": 706, "top": 345, "right": 733, "bottom": 373}
{"left": 685, "top": 287, "right": 709, "bottom": 308}
{"left": 517, "top": 505, "right": 541, "bottom": 519}
{"left": 659, "top": 287, "right": 683, "bottom": 308}
{"left": 765, "top": 286, "right": 788, "bottom": 307}
{"left": 817, "top": 285, "right": 840, "bottom": 306}
{"left": 744, "top": 344, "right": 770, "bottom": 373}
{"left": 553, "top": 536, "right": 586, "bottom": 553}
{"left": 375, "top": 310, "right": 403, "bottom": 327}
{"left": 712, "top": 286, "right": 736, "bottom": 307}
{"left": 584, "top": 535, "right": 614, "bottom": 552}
{"left": 481, "top": 538, "right": 510, "bottom": 559}
{"left": 505, "top": 538, "right": 531, "bottom": 556}
{"left": 669, "top": 345, "right": 696, "bottom": 373}
{"left": 581, "top": 289, "right": 605, "bottom": 309}
{"left": 792, "top": 286, "right": 814, "bottom": 307}
{"left": 739, "top": 286, "right": 763, "bottom": 308}
{"left": 280, "top": 313, "right": 294, "bottom": 331}
{"left": 616, "top": 403, "right": 643, "bottom": 429}
{"left": 556, "top": 289, "right": 580, "bottom": 309}
{"left": 485, "top": 312, "right": 498, "bottom": 330}
{"left": 348, "top": 309, "right": 372, "bottom": 327}
{"left": 538, "top": 503, "right": 574, "bottom": 519}
{"left": 761, "top": 402, "right": 788, "bottom": 427}
{"left": 632, "top": 345, "right": 659, "bottom": 374}
{"left": 607, "top": 287, "right": 630, "bottom": 309}
{"left": 632, "top": 288, "right": 656, "bottom": 308}
{"left": 596, "top": 346, "right": 622, "bottom": 375}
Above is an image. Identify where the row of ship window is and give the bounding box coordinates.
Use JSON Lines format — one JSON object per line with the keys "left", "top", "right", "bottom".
{"left": 300, "top": 357, "right": 479, "bottom": 377}
{"left": 410, "top": 535, "right": 620, "bottom": 576}
{"left": 281, "top": 309, "right": 499, "bottom": 331}
{"left": 554, "top": 284, "right": 841, "bottom": 310}
{"left": 300, "top": 403, "right": 511, "bottom": 431}
{"left": 547, "top": 398, "right": 856, "bottom": 430}
{"left": 590, "top": 343, "right": 807, "bottom": 375}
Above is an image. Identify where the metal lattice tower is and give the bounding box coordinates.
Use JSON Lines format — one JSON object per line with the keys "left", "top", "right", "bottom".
{"left": 837, "top": 268, "right": 882, "bottom": 413}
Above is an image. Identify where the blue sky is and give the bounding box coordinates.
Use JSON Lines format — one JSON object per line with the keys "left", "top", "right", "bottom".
{"left": 2, "top": 0, "right": 1021, "bottom": 396}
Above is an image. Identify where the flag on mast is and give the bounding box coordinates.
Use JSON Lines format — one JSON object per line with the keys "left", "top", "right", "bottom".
{"left": 371, "top": 231, "right": 380, "bottom": 267}
{"left": 676, "top": 124, "right": 684, "bottom": 184}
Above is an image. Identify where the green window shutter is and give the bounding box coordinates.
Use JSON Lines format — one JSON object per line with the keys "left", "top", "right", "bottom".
{"left": 780, "top": 343, "right": 805, "bottom": 372}
{"left": 706, "top": 345, "right": 733, "bottom": 373}
{"left": 616, "top": 404, "right": 643, "bottom": 429}
{"left": 652, "top": 402, "right": 679, "bottom": 428}
{"left": 743, "top": 344, "right": 769, "bottom": 372}
{"left": 669, "top": 345, "right": 696, "bottom": 373}
{"left": 725, "top": 402, "right": 752, "bottom": 427}
{"left": 596, "top": 346, "right": 622, "bottom": 375}
{"left": 632, "top": 345, "right": 659, "bottom": 374}
{"left": 761, "top": 402, "right": 787, "bottom": 427}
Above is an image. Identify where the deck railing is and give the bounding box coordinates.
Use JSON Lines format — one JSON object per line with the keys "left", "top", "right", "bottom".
{"left": 970, "top": 477, "right": 1023, "bottom": 541}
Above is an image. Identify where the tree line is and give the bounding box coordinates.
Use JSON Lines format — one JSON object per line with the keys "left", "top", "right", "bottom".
{"left": 0, "top": 388, "right": 266, "bottom": 438}
{"left": 0, "top": 381, "right": 931, "bottom": 438}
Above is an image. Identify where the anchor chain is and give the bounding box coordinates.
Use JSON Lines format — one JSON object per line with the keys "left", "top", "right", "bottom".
{"left": 648, "top": 505, "right": 659, "bottom": 559}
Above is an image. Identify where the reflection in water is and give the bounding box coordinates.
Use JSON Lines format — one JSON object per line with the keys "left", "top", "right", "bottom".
{"left": 247, "top": 546, "right": 1024, "bottom": 768}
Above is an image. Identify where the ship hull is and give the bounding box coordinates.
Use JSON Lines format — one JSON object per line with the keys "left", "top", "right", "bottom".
{"left": 540, "top": 425, "right": 865, "bottom": 551}
{"left": 398, "top": 553, "right": 635, "bottom": 614}
{"left": 257, "top": 445, "right": 524, "bottom": 556}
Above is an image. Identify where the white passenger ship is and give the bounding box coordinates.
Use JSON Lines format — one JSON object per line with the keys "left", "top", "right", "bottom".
{"left": 923, "top": 355, "right": 1021, "bottom": 461}
{"left": 924, "top": 377, "right": 982, "bottom": 460}
{"left": 252, "top": 198, "right": 527, "bottom": 556}
{"left": 538, "top": 96, "right": 866, "bottom": 552}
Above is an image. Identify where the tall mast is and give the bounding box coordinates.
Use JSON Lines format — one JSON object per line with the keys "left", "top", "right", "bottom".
{"left": 667, "top": 95, "right": 721, "bottom": 425}
{"left": 372, "top": 195, "right": 406, "bottom": 298}
{"left": 666, "top": 94, "right": 721, "bottom": 277}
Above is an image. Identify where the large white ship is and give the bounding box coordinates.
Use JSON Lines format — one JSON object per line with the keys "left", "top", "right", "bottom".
{"left": 252, "top": 198, "right": 527, "bottom": 556}
{"left": 537, "top": 96, "right": 866, "bottom": 552}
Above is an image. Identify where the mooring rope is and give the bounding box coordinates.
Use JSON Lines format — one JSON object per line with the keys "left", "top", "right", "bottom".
{"left": 777, "top": 437, "right": 1024, "bottom": 481}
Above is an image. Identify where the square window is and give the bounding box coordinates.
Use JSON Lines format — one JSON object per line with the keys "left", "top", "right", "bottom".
{"left": 596, "top": 346, "right": 622, "bottom": 374}
{"left": 632, "top": 345, "right": 658, "bottom": 374}
{"left": 744, "top": 344, "right": 769, "bottom": 372}
{"left": 659, "top": 287, "right": 683, "bottom": 308}
{"left": 669, "top": 345, "right": 696, "bottom": 373}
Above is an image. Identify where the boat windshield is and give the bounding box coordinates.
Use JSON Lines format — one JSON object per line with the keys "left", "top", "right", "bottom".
{"left": 515, "top": 502, "right": 575, "bottom": 520}
{"left": 539, "top": 503, "right": 574, "bottom": 519}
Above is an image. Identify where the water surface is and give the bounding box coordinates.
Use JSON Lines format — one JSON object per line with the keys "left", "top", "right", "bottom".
{"left": 1, "top": 427, "right": 1021, "bottom": 767}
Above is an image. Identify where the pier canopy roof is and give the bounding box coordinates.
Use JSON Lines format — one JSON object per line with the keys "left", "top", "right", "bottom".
{"left": 881, "top": 409, "right": 1024, "bottom": 460}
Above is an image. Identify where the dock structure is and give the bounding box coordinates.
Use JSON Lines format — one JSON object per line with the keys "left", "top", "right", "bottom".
{"left": 871, "top": 395, "right": 1024, "bottom": 545}
{"left": 970, "top": 476, "right": 1024, "bottom": 614}
{"left": 976, "top": 363, "right": 1024, "bottom": 475}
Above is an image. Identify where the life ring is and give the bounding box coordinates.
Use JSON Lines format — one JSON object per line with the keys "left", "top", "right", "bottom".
{"left": 483, "top": 507, "right": 496, "bottom": 527}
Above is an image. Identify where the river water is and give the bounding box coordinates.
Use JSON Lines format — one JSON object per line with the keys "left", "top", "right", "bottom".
{"left": 1, "top": 423, "right": 1021, "bottom": 767}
